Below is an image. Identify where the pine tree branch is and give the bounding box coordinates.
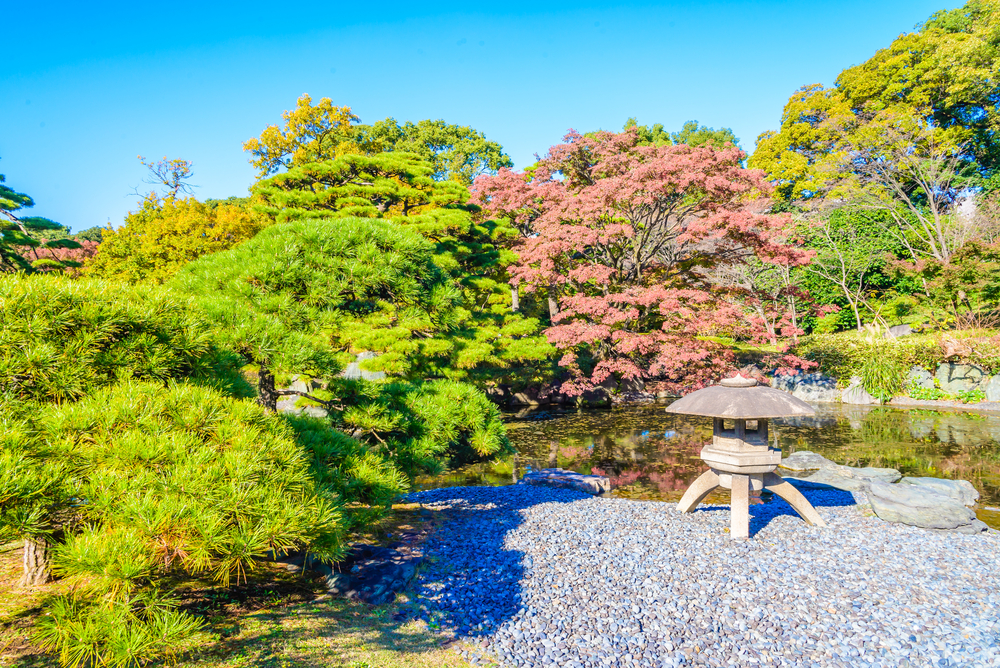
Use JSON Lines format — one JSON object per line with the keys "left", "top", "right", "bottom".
{"left": 274, "top": 389, "right": 344, "bottom": 411}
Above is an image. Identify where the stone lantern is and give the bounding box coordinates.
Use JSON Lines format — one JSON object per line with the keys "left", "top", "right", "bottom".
{"left": 665, "top": 375, "right": 827, "bottom": 539}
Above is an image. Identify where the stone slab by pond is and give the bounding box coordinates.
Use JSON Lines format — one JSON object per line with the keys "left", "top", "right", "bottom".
{"left": 518, "top": 468, "right": 610, "bottom": 495}
{"left": 935, "top": 362, "right": 987, "bottom": 395}
{"left": 868, "top": 481, "right": 988, "bottom": 535}
{"left": 404, "top": 485, "right": 1000, "bottom": 668}
{"left": 842, "top": 376, "right": 879, "bottom": 405}
{"left": 780, "top": 451, "right": 901, "bottom": 488}
{"left": 889, "top": 396, "right": 1000, "bottom": 413}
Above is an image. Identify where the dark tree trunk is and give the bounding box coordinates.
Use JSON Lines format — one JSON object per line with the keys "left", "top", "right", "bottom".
{"left": 21, "top": 537, "right": 52, "bottom": 587}
{"left": 258, "top": 367, "right": 278, "bottom": 412}
{"left": 547, "top": 285, "right": 560, "bottom": 323}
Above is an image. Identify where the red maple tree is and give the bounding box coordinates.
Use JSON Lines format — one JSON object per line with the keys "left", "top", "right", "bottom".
{"left": 473, "top": 129, "right": 812, "bottom": 395}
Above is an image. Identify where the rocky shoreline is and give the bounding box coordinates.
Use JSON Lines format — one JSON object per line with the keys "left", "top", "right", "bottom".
{"left": 404, "top": 484, "right": 1000, "bottom": 668}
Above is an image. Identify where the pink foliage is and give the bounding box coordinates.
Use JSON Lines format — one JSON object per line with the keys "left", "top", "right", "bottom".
{"left": 22, "top": 240, "right": 100, "bottom": 275}
{"left": 473, "top": 129, "right": 812, "bottom": 394}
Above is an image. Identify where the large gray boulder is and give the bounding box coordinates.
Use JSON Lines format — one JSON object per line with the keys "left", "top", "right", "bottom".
{"left": 885, "top": 324, "right": 913, "bottom": 339}
{"left": 899, "top": 476, "right": 979, "bottom": 507}
{"left": 906, "top": 366, "right": 935, "bottom": 390}
{"left": 772, "top": 372, "right": 840, "bottom": 403}
{"left": 935, "top": 362, "right": 986, "bottom": 395}
{"left": 842, "top": 377, "right": 879, "bottom": 405}
{"left": 984, "top": 375, "right": 1000, "bottom": 402}
{"left": 519, "top": 468, "right": 610, "bottom": 495}
{"left": 867, "top": 481, "right": 988, "bottom": 534}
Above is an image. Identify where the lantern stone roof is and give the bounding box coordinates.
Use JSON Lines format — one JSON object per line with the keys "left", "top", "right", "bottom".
{"left": 664, "top": 375, "right": 816, "bottom": 419}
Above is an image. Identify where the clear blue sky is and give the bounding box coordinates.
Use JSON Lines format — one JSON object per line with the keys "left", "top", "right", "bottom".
{"left": 3, "top": 0, "right": 961, "bottom": 232}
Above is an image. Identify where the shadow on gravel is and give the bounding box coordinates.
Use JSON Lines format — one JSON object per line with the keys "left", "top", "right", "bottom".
{"left": 690, "top": 482, "right": 858, "bottom": 538}
{"left": 407, "top": 486, "right": 590, "bottom": 641}
{"left": 755, "top": 484, "right": 858, "bottom": 537}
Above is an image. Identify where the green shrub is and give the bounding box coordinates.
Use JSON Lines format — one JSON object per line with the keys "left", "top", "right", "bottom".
{"left": 907, "top": 384, "right": 948, "bottom": 401}
{"left": 957, "top": 388, "right": 986, "bottom": 404}
{"left": 794, "top": 333, "right": 944, "bottom": 387}
{"left": 329, "top": 377, "right": 513, "bottom": 478}
{"left": 860, "top": 351, "right": 908, "bottom": 403}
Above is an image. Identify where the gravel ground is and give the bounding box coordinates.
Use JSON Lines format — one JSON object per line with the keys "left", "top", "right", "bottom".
{"left": 404, "top": 484, "right": 1000, "bottom": 668}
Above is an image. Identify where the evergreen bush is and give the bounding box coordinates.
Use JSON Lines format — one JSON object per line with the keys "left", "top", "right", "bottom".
{"left": 329, "top": 378, "right": 513, "bottom": 477}
{"left": 21, "top": 381, "right": 405, "bottom": 667}
{"left": 0, "top": 274, "right": 246, "bottom": 404}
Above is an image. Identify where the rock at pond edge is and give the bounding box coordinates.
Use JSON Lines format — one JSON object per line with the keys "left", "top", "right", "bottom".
{"left": 867, "top": 481, "right": 986, "bottom": 534}
{"left": 519, "top": 468, "right": 611, "bottom": 495}
{"left": 899, "top": 477, "right": 979, "bottom": 507}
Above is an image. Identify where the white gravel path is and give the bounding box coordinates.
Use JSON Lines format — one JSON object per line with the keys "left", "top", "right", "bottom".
{"left": 405, "top": 484, "right": 1000, "bottom": 668}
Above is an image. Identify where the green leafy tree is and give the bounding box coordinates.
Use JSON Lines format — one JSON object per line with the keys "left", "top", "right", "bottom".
{"left": 896, "top": 240, "right": 1000, "bottom": 329}
{"left": 752, "top": 0, "right": 1000, "bottom": 203}
{"left": 87, "top": 194, "right": 268, "bottom": 284}
{"left": 243, "top": 94, "right": 512, "bottom": 186}
{"left": 800, "top": 209, "right": 898, "bottom": 331}
{"left": 1, "top": 168, "right": 82, "bottom": 273}
{"left": 243, "top": 94, "right": 360, "bottom": 178}
{"left": 355, "top": 118, "right": 513, "bottom": 186}
{"left": 671, "top": 120, "right": 740, "bottom": 148}
{"left": 623, "top": 119, "right": 740, "bottom": 148}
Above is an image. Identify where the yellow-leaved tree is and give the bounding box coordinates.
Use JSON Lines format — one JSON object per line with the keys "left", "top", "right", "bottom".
{"left": 87, "top": 195, "right": 268, "bottom": 284}
{"left": 242, "top": 94, "right": 360, "bottom": 178}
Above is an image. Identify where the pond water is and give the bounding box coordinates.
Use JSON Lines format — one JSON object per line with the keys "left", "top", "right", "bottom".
{"left": 417, "top": 402, "right": 1000, "bottom": 529}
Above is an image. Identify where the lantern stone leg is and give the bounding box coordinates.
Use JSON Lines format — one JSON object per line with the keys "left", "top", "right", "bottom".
{"left": 763, "top": 472, "right": 827, "bottom": 527}
{"left": 676, "top": 470, "right": 721, "bottom": 513}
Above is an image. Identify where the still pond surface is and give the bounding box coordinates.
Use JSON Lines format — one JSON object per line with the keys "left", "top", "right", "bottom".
{"left": 418, "top": 402, "right": 1000, "bottom": 528}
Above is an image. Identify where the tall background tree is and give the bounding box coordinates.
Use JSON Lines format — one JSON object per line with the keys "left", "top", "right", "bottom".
{"left": 750, "top": 0, "right": 1000, "bottom": 333}
{"left": 243, "top": 94, "right": 513, "bottom": 186}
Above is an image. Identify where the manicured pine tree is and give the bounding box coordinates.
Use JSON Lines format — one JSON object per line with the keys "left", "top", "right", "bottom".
{"left": 1, "top": 170, "right": 83, "bottom": 273}
{"left": 252, "top": 152, "right": 555, "bottom": 388}
{"left": 168, "top": 217, "right": 516, "bottom": 477}
{"left": 0, "top": 274, "right": 247, "bottom": 586}
{"left": 168, "top": 216, "right": 464, "bottom": 411}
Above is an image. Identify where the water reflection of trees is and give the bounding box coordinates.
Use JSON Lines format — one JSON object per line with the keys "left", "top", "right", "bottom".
{"left": 438, "top": 405, "right": 1000, "bottom": 506}
{"left": 776, "top": 406, "right": 1000, "bottom": 504}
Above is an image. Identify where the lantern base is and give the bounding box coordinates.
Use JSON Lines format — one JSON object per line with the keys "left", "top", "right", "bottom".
{"left": 677, "top": 469, "right": 827, "bottom": 539}
{"left": 700, "top": 445, "right": 781, "bottom": 474}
